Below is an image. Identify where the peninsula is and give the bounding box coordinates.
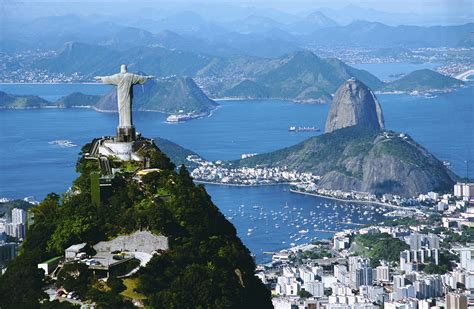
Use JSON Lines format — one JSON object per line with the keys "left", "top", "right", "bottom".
{"left": 230, "top": 79, "right": 457, "bottom": 197}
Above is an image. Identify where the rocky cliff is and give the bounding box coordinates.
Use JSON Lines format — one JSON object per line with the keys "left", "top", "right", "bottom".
{"left": 325, "top": 78, "right": 384, "bottom": 133}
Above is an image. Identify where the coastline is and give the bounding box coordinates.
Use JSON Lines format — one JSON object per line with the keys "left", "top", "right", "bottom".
{"left": 213, "top": 96, "right": 330, "bottom": 104}
{"left": 289, "top": 188, "right": 414, "bottom": 210}
{"left": 194, "top": 182, "right": 419, "bottom": 212}
{"left": 0, "top": 82, "right": 104, "bottom": 85}
{"left": 194, "top": 180, "right": 291, "bottom": 187}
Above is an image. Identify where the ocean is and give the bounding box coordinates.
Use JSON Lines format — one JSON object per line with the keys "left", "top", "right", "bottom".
{"left": 1, "top": 68, "right": 472, "bottom": 262}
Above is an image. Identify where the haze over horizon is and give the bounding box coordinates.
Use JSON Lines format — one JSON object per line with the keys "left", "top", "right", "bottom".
{"left": 2, "top": 0, "right": 473, "bottom": 25}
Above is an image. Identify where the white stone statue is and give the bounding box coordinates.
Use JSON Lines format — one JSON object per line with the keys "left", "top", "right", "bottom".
{"left": 95, "top": 65, "right": 154, "bottom": 141}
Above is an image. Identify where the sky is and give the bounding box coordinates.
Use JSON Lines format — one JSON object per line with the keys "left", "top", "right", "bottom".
{"left": 1, "top": 0, "right": 472, "bottom": 23}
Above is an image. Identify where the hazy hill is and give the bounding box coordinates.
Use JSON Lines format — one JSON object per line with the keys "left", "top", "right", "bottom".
{"left": 55, "top": 92, "right": 101, "bottom": 108}
{"left": 305, "top": 21, "right": 474, "bottom": 47}
{"left": 0, "top": 91, "right": 50, "bottom": 108}
{"left": 34, "top": 42, "right": 218, "bottom": 77}
{"left": 286, "top": 11, "right": 339, "bottom": 34}
{"left": 1, "top": 14, "right": 125, "bottom": 50}
{"left": 221, "top": 15, "right": 286, "bottom": 34}
{"left": 95, "top": 77, "right": 218, "bottom": 115}
{"left": 221, "top": 51, "right": 384, "bottom": 102}
{"left": 382, "top": 69, "right": 464, "bottom": 92}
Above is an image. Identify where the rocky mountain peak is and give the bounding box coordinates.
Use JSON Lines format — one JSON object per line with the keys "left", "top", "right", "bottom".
{"left": 325, "top": 78, "right": 384, "bottom": 133}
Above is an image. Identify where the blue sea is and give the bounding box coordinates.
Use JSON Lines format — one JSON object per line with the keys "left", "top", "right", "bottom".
{"left": 1, "top": 69, "right": 473, "bottom": 262}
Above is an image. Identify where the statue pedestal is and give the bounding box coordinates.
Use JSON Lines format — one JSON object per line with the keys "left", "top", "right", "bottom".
{"left": 117, "top": 126, "right": 136, "bottom": 142}
{"left": 99, "top": 139, "right": 142, "bottom": 161}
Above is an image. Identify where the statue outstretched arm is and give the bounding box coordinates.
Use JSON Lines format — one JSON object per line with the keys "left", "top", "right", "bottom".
{"left": 94, "top": 74, "right": 120, "bottom": 85}
{"left": 131, "top": 74, "right": 155, "bottom": 85}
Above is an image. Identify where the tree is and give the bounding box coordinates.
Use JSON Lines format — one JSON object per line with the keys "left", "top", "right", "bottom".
{"left": 298, "top": 289, "right": 313, "bottom": 298}
{"left": 0, "top": 251, "right": 48, "bottom": 308}
{"left": 56, "top": 262, "right": 93, "bottom": 298}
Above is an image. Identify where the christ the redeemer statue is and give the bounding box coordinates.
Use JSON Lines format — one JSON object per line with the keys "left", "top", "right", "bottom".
{"left": 95, "top": 65, "right": 154, "bottom": 142}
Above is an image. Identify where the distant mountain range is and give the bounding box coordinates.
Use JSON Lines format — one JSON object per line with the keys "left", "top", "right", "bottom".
{"left": 303, "top": 21, "right": 474, "bottom": 48}
{"left": 30, "top": 46, "right": 464, "bottom": 102}
{"left": 1, "top": 11, "right": 472, "bottom": 56}
{"left": 205, "top": 52, "right": 462, "bottom": 102}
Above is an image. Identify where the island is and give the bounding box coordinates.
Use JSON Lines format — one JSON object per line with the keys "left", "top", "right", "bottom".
{"left": 381, "top": 69, "right": 464, "bottom": 93}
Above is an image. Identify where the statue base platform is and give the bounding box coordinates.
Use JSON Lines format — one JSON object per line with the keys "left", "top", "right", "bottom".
{"left": 117, "top": 126, "right": 136, "bottom": 142}
{"left": 98, "top": 139, "right": 143, "bottom": 161}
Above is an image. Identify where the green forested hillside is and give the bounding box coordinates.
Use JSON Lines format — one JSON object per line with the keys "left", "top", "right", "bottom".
{"left": 0, "top": 140, "right": 271, "bottom": 308}
{"left": 221, "top": 51, "right": 384, "bottom": 102}
{"left": 234, "top": 126, "right": 455, "bottom": 196}
{"left": 0, "top": 91, "right": 50, "bottom": 108}
{"left": 55, "top": 92, "right": 101, "bottom": 108}
{"left": 383, "top": 69, "right": 463, "bottom": 92}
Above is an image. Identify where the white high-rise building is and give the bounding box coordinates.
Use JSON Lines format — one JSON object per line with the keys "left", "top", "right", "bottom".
{"left": 303, "top": 281, "right": 324, "bottom": 297}
{"left": 5, "top": 223, "right": 25, "bottom": 239}
{"left": 446, "top": 292, "right": 468, "bottom": 309}
{"left": 454, "top": 183, "right": 474, "bottom": 198}
{"left": 458, "top": 246, "right": 474, "bottom": 272}
{"left": 11, "top": 208, "right": 26, "bottom": 224}
{"left": 376, "top": 262, "right": 390, "bottom": 282}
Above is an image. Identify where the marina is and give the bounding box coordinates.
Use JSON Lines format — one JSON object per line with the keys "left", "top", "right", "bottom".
{"left": 205, "top": 184, "right": 393, "bottom": 262}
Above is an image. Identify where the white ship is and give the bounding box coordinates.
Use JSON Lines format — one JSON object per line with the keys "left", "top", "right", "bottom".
{"left": 166, "top": 111, "right": 208, "bottom": 123}
{"left": 48, "top": 140, "right": 77, "bottom": 147}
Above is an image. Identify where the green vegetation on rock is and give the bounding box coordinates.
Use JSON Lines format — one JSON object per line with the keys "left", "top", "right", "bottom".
{"left": 0, "top": 91, "right": 50, "bottom": 108}
{"left": 235, "top": 126, "right": 456, "bottom": 196}
{"left": 55, "top": 92, "right": 101, "bottom": 108}
{"left": 220, "top": 51, "right": 384, "bottom": 102}
{"left": 153, "top": 137, "right": 202, "bottom": 169}
{"left": 354, "top": 233, "right": 409, "bottom": 267}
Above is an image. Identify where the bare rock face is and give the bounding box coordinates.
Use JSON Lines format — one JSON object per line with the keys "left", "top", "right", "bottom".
{"left": 325, "top": 78, "right": 384, "bottom": 133}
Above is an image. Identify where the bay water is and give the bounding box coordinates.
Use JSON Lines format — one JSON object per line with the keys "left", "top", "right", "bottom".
{"left": 1, "top": 68, "right": 472, "bottom": 261}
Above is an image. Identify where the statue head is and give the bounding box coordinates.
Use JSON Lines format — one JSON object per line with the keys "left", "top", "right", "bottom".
{"left": 120, "top": 64, "right": 128, "bottom": 73}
